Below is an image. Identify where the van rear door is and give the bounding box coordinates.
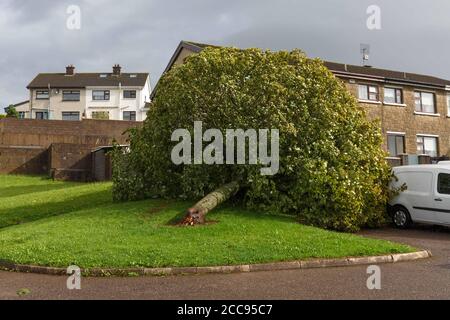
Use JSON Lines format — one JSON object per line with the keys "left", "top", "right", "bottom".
{"left": 433, "top": 170, "right": 450, "bottom": 226}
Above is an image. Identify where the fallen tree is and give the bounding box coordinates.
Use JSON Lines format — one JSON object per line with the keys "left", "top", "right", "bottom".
{"left": 113, "top": 47, "right": 393, "bottom": 232}
{"left": 180, "top": 181, "right": 240, "bottom": 226}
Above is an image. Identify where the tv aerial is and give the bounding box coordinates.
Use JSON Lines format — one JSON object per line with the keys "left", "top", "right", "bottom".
{"left": 360, "top": 44, "right": 371, "bottom": 66}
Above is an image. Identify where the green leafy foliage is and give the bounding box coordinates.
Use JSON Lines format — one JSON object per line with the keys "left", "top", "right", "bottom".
{"left": 4, "top": 105, "right": 19, "bottom": 118}
{"left": 113, "top": 47, "right": 393, "bottom": 232}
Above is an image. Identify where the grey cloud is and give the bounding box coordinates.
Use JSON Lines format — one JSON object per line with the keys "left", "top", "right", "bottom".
{"left": 1, "top": 0, "right": 450, "bottom": 109}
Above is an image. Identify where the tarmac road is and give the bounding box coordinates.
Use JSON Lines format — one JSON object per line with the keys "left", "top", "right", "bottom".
{"left": 0, "top": 226, "right": 449, "bottom": 300}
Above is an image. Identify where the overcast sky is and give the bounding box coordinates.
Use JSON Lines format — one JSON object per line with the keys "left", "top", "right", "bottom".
{"left": 1, "top": 0, "right": 450, "bottom": 109}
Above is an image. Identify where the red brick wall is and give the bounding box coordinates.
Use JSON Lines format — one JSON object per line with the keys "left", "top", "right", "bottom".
{"left": 0, "top": 146, "right": 48, "bottom": 175}
{"left": 0, "top": 118, "right": 141, "bottom": 148}
{"left": 0, "top": 118, "right": 142, "bottom": 176}
{"left": 49, "top": 143, "right": 93, "bottom": 181}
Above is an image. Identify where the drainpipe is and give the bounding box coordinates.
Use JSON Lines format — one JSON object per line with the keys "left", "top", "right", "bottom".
{"left": 29, "top": 89, "right": 33, "bottom": 119}
{"left": 48, "top": 83, "right": 51, "bottom": 120}
{"left": 119, "top": 82, "right": 122, "bottom": 120}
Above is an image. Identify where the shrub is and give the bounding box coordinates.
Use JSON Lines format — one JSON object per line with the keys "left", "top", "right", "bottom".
{"left": 113, "top": 47, "right": 392, "bottom": 232}
{"left": 4, "top": 105, "right": 19, "bottom": 118}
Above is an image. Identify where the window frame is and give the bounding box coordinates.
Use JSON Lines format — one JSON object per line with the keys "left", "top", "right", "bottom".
{"left": 123, "top": 111, "right": 137, "bottom": 121}
{"left": 414, "top": 91, "right": 436, "bottom": 114}
{"left": 62, "top": 90, "right": 81, "bottom": 102}
{"left": 358, "top": 84, "right": 379, "bottom": 102}
{"left": 92, "top": 90, "right": 110, "bottom": 101}
{"left": 447, "top": 94, "right": 450, "bottom": 116}
{"left": 18, "top": 112, "right": 26, "bottom": 119}
{"left": 437, "top": 173, "right": 450, "bottom": 195}
{"left": 387, "top": 133, "right": 406, "bottom": 157}
{"left": 35, "top": 111, "right": 49, "bottom": 120}
{"left": 384, "top": 87, "right": 403, "bottom": 105}
{"left": 123, "top": 90, "right": 137, "bottom": 99}
{"left": 416, "top": 135, "right": 439, "bottom": 157}
{"left": 61, "top": 111, "right": 80, "bottom": 121}
{"left": 36, "top": 90, "right": 50, "bottom": 100}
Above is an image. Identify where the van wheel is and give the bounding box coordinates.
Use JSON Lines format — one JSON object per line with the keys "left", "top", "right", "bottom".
{"left": 392, "top": 206, "right": 412, "bottom": 229}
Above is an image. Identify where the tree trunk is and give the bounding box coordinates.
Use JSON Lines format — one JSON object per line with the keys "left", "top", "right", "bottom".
{"left": 180, "top": 181, "right": 241, "bottom": 226}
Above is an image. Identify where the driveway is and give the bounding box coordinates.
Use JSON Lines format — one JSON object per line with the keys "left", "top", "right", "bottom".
{"left": 0, "top": 226, "right": 449, "bottom": 300}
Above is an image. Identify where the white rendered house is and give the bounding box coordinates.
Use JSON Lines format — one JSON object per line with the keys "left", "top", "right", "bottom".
{"left": 26, "top": 65, "right": 151, "bottom": 121}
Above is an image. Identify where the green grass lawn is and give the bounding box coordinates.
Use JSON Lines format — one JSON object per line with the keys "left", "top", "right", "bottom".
{"left": 0, "top": 175, "right": 414, "bottom": 269}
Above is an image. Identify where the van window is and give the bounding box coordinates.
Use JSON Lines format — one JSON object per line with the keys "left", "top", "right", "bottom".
{"left": 438, "top": 173, "right": 450, "bottom": 195}
{"left": 396, "top": 172, "right": 433, "bottom": 193}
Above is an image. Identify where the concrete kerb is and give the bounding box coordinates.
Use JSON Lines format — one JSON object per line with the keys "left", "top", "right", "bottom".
{"left": 0, "top": 250, "right": 432, "bottom": 277}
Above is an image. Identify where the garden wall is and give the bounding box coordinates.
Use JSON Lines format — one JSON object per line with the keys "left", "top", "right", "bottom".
{"left": 0, "top": 146, "right": 48, "bottom": 175}
{"left": 0, "top": 118, "right": 140, "bottom": 147}
{"left": 49, "top": 143, "right": 93, "bottom": 181}
{"left": 0, "top": 118, "right": 141, "bottom": 178}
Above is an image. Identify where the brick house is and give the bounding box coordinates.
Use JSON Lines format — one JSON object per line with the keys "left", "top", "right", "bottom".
{"left": 325, "top": 61, "right": 450, "bottom": 161}
{"left": 154, "top": 41, "right": 450, "bottom": 163}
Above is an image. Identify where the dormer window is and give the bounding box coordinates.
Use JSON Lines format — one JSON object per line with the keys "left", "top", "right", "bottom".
{"left": 130, "top": 74, "right": 137, "bottom": 78}
{"left": 100, "top": 74, "right": 108, "bottom": 78}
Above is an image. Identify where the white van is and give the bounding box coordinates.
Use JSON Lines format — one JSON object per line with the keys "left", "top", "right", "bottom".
{"left": 389, "top": 164, "right": 450, "bottom": 228}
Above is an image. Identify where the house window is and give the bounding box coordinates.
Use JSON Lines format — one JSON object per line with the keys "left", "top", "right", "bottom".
{"left": 415, "top": 91, "right": 436, "bottom": 113}
{"left": 384, "top": 88, "right": 403, "bottom": 104}
{"left": 438, "top": 173, "right": 450, "bottom": 195}
{"left": 62, "top": 90, "right": 81, "bottom": 101}
{"left": 447, "top": 94, "right": 450, "bottom": 116}
{"left": 62, "top": 112, "right": 80, "bottom": 121}
{"left": 123, "top": 90, "right": 136, "bottom": 99}
{"left": 36, "top": 90, "right": 49, "bottom": 100}
{"left": 358, "top": 84, "right": 379, "bottom": 101}
{"left": 18, "top": 112, "right": 26, "bottom": 119}
{"left": 387, "top": 134, "right": 405, "bottom": 157}
{"left": 123, "top": 111, "right": 136, "bottom": 121}
{"left": 35, "top": 111, "right": 49, "bottom": 120}
{"left": 92, "top": 90, "right": 110, "bottom": 101}
{"left": 92, "top": 111, "right": 110, "bottom": 120}
{"left": 417, "top": 136, "right": 438, "bottom": 157}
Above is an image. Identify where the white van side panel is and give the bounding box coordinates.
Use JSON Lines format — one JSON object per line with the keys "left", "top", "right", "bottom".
{"left": 395, "top": 172, "right": 433, "bottom": 193}
{"left": 391, "top": 171, "right": 436, "bottom": 223}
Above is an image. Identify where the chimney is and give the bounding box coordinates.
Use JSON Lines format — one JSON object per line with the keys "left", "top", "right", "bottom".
{"left": 66, "top": 65, "right": 75, "bottom": 76}
{"left": 113, "top": 64, "right": 122, "bottom": 76}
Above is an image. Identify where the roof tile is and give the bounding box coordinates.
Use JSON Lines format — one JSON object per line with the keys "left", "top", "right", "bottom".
{"left": 27, "top": 73, "right": 149, "bottom": 89}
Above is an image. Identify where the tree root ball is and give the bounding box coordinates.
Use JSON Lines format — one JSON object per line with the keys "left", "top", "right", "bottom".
{"left": 180, "top": 208, "right": 206, "bottom": 226}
